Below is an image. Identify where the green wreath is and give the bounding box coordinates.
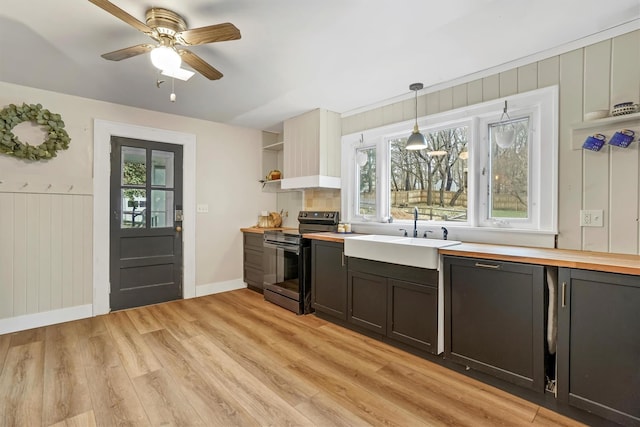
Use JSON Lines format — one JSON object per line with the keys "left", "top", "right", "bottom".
{"left": 0, "top": 103, "right": 71, "bottom": 160}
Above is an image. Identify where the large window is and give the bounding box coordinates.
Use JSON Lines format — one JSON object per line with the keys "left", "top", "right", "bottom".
{"left": 388, "top": 125, "right": 469, "bottom": 223}
{"left": 342, "top": 86, "right": 558, "bottom": 233}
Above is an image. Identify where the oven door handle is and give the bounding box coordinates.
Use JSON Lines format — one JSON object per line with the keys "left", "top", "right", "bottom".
{"left": 264, "top": 241, "right": 300, "bottom": 255}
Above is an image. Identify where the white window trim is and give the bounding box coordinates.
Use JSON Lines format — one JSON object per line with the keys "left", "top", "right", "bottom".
{"left": 341, "top": 86, "right": 558, "bottom": 247}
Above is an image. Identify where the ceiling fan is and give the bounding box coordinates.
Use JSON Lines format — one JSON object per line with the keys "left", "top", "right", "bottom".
{"left": 88, "top": 0, "right": 241, "bottom": 80}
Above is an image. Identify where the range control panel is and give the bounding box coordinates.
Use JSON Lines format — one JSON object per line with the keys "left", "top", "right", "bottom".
{"left": 298, "top": 211, "right": 340, "bottom": 222}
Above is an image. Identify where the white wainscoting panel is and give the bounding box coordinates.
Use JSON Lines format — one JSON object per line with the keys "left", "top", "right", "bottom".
{"left": 0, "top": 192, "right": 92, "bottom": 320}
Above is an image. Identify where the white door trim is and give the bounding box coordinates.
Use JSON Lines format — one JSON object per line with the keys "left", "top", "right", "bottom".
{"left": 93, "top": 119, "right": 197, "bottom": 315}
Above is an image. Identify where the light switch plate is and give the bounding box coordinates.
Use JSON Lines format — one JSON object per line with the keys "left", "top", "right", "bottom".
{"left": 580, "top": 209, "right": 603, "bottom": 227}
{"left": 197, "top": 204, "right": 209, "bottom": 213}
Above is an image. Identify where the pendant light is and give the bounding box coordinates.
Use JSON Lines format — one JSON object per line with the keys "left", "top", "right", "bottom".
{"left": 406, "top": 83, "right": 428, "bottom": 150}
{"left": 356, "top": 134, "right": 368, "bottom": 167}
{"left": 494, "top": 100, "right": 516, "bottom": 149}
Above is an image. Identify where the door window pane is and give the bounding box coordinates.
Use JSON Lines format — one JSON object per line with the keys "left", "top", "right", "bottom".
{"left": 121, "top": 189, "right": 146, "bottom": 228}
{"left": 489, "top": 117, "right": 529, "bottom": 219}
{"left": 122, "top": 147, "right": 146, "bottom": 186}
{"left": 357, "top": 147, "right": 377, "bottom": 218}
{"left": 151, "top": 190, "right": 174, "bottom": 228}
{"left": 151, "top": 150, "right": 174, "bottom": 188}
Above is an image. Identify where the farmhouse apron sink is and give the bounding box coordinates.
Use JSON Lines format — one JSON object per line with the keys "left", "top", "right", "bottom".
{"left": 344, "top": 234, "right": 461, "bottom": 269}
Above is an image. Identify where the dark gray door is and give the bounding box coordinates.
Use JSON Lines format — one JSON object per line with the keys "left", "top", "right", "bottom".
{"left": 110, "top": 136, "right": 183, "bottom": 311}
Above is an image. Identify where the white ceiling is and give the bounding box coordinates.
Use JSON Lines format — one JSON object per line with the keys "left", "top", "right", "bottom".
{"left": 1, "top": 1, "right": 639, "bottom": 132}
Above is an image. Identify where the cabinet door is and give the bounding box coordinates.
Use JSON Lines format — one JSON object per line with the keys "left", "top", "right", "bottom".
{"left": 348, "top": 271, "right": 387, "bottom": 334}
{"left": 444, "top": 256, "right": 545, "bottom": 391}
{"left": 387, "top": 279, "right": 437, "bottom": 354}
{"left": 311, "top": 240, "right": 347, "bottom": 320}
{"left": 557, "top": 268, "right": 640, "bottom": 426}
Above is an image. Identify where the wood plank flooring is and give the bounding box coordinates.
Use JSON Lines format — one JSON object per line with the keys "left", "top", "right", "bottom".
{"left": 0, "top": 289, "right": 586, "bottom": 427}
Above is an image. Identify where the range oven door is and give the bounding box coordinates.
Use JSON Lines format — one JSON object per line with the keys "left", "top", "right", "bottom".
{"left": 263, "top": 238, "right": 301, "bottom": 313}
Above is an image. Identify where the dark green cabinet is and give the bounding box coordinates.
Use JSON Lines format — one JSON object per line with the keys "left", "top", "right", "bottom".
{"left": 348, "top": 270, "right": 387, "bottom": 333}
{"left": 243, "top": 232, "right": 264, "bottom": 292}
{"left": 311, "top": 240, "right": 347, "bottom": 320}
{"left": 557, "top": 268, "right": 640, "bottom": 427}
{"left": 443, "top": 256, "right": 545, "bottom": 392}
{"left": 347, "top": 257, "right": 439, "bottom": 354}
{"left": 388, "top": 279, "right": 438, "bottom": 353}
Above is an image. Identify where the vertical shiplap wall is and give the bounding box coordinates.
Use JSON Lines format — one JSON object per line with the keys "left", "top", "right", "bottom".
{"left": 0, "top": 191, "right": 92, "bottom": 320}
{"left": 342, "top": 29, "right": 640, "bottom": 254}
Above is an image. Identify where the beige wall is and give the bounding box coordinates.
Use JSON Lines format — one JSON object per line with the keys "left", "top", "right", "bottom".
{"left": 0, "top": 81, "right": 276, "bottom": 321}
{"left": 342, "top": 30, "right": 640, "bottom": 254}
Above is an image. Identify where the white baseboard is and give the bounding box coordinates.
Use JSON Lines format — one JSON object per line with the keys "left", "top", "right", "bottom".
{"left": 195, "top": 278, "right": 247, "bottom": 297}
{"left": 0, "top": 304, "right": 93, "bottom": 335}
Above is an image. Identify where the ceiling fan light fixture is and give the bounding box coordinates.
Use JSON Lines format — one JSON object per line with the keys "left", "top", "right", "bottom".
{"left": 406, "top": 82, "right": 428, "bottom": 150}
{"left": 150, "top": 45, "right": 181, "bottom": 71}
{"left": 162, "top": 67, "right": 195, "bottom": 81}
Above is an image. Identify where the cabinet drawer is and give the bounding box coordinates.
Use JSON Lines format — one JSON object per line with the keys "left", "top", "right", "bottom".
{"left": 244, "top": 266, "right": 263, "bottom": 289}
{"left": 244, "top": 248, "right": 263, "bottom": 270}
{"left": 244, "top": 233, "right": 264, "bottom": 250}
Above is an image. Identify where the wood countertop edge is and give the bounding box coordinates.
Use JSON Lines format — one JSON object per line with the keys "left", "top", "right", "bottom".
{"left": 302, "top": 232, "right": 356, "bottom": 243}
{"left": 241, "top": 227, "right": 298, "bottom": 234}
{"left": 440, "top": 243, "right": 640, "bottom": 276}
{"left": 301, "top": 235, "right": 640, "bottom": 276}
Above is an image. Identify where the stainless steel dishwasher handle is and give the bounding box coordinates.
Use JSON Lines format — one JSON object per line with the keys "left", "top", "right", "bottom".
{"left": 474, "top": 262, "right": 501, "bottom": 269}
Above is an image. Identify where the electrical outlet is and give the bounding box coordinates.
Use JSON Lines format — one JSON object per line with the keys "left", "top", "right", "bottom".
{"left": 197, "top": 204, "right": 209, "bottom": 213}
{"left": 580, "top": 209, "right": 603, "bottom": 227}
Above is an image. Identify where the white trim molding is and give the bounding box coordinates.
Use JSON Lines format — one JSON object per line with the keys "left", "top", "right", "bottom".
{"left": 93, "top": 120, "right": 197, "bottom": 316}
{"left": 0, "top": 305, "right": 92, "bottom": 335}
{"left": 196, "top": 279, "right": 247, "bottom": 297}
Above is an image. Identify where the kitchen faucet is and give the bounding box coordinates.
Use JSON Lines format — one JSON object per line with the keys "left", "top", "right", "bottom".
{"left": 441, "top": 226, "right": 448, "bottom": 240}
{"left": 413, "top": 207, "right": 419, "bottom": 237}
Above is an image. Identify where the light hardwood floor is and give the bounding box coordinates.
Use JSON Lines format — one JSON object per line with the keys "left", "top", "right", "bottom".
{"left": 0, "top": 289, "right": 585, "bottom": 427}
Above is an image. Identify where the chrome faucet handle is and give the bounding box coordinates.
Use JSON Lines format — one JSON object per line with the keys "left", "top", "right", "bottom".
{"left": 423, "top": 230, "right": 433, "bottom": 238}
{"left": 398, "top": 228, "right": 408, "bottom": 237}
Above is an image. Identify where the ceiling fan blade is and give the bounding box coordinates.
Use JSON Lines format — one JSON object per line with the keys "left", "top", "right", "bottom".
{"left": 101, "top": 44, "right": 154, "bottom": 61}
{"left": 88, "top": 0, "right": 154, "bottom": 35}
{"left": 179, "top": 50, "right": 223, "bottom": 80}
{"left": 176, "top": 23, "right": 241, "bottom": 46}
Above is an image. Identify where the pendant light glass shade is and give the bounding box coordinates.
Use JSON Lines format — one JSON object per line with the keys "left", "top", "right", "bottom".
{"left": 494, "top": 100, "right": 516, "bottom": 149}
{"left": 150, "top": 46, "right": 181, "bottom": 71}
{"left": 406, "top": 83, "right": 427, "bottom": 150}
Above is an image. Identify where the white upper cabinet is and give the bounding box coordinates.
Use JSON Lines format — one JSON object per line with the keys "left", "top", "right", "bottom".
{"left": 281, "top": 108, "right": 341, "bottom": 189}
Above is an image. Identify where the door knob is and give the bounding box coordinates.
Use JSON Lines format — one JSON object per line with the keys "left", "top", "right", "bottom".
{"left": 175, "top": 226, "right": 182, "bottom": 232}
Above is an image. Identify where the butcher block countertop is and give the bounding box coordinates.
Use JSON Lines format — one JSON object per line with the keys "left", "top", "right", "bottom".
{"left": 303, "top": 232, "right": 640, "bottom": 276}
{"left": 440, "top": 243, "right": 640, "bottom": 275}
{"left": 302, "top": 232, "right": 363, "bottom": 243}
{"left": 241, "top": 227, "right": 298, "bottom": 234}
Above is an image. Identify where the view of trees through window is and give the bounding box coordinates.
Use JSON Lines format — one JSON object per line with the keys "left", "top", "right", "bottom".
{"left": 357, "top": 147, "right": 377, "bottom": 216}
{"left": 389, "top": 126, "right": 468, "bottom": 222}
{"left": 489, "top": 117, "right": 529, "bottom": 219}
